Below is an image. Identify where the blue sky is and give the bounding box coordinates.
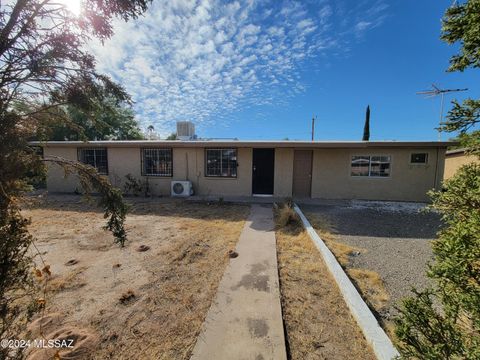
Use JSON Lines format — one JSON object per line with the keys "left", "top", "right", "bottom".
{"left": 91, "top": 0, "right": 478, "bottom": 141}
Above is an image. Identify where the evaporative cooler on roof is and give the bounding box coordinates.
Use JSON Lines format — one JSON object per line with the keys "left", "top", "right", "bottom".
{"left": 176, "top": 121, "right": 196, "bottom": 140}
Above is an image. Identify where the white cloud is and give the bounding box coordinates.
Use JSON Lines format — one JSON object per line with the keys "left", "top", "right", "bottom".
{"left": 89, "top": 0, "right": 388, "bottom": 136}
{"left": 355, "top": 21, "right": 372, "bottom": 32}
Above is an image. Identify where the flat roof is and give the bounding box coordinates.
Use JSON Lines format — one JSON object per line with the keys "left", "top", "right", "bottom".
{"left": 446, "top": 148, "right": 467, "bottom": 155}
{"left": 30, "top": 140, "right": 455, "bottom": 148}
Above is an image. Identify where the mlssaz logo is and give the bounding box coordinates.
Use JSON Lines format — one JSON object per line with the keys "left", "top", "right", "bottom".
{"left": 34, "top": 339, "right": 75, "bottom": 349}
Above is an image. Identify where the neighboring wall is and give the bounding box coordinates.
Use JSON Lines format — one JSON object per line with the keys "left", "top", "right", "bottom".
{"left": 311, "top": 148, "right": 445, "bottom": 202}
{"left": 444, "top": 152, "right": 479, "bottom": 180}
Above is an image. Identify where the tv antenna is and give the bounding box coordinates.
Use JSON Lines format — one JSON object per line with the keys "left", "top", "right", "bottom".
{"left": 416, "top": 84, "right": 468, "bottom": 140}
{"left": 311, "top": 115, "right": 316, "bottom": 141}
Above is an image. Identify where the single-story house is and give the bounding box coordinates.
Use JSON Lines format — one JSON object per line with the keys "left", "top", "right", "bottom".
{"left": 444, "top": 148, "right": 479, "bottom": 180}
{"left": 34, "top": 140, "right": 452, "bottom": 202}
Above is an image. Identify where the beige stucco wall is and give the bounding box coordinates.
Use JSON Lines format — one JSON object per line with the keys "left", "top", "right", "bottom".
{"left": 274, "top": 148, "right": 294, "bottom": 197}
{"left": 45, "top": 147, "right": 82, "bottom": 192}
{"left": 195, "top": 147, "right": 252, "bottom": 196}
{"left": 444, "top": 153, "right": 479, "bottom": 180}
{"left": 44, "top": 145, "right": 445, "bottom": 201}
{"left": 311, "top": 148, "right": 445, "bottom": 202}
{"left": 44, "top": 146, "right": 253, "bottom": 196}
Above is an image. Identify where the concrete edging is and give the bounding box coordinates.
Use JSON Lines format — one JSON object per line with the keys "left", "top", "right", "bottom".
{"left": 293, "top": 204, "right": 400, "bottom": 360}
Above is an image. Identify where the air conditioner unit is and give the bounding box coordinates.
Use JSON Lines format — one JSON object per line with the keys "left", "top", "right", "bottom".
{"left": 171, "top": 180, "right": 194, "bottom": 197}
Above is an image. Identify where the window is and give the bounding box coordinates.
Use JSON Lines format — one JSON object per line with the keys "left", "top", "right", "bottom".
{"left": 78, "top": 148, "right": 108, "bottom": 174}
{"left": 351, "top": 155, "right": 391, "bottom": 177}
{"left": 410, "top": 153, "right": 428, "bottom": 164}
{"left": 206, "top": 149, "right": 237, "bottom": 177}
{"left": 141, "top": 148, "right": 172, "bottom": 176}
{"left": 351, "top": 156, "right": 370, "bottom": 176}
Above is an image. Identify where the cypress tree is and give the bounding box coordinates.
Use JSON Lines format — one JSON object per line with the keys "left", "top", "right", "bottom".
{"left": 362, "top": 105, "right": 370, "bottom": 141}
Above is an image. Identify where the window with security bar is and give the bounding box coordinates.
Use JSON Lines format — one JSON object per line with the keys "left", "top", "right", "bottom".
{"left": 77, "top": 148, "right": 108, "bottom": 175}
{"left": 205, "top": 149, "right": 237, "bottom": 177}
{"left": 141, "top": 148, "right": 173, "bottom": 176}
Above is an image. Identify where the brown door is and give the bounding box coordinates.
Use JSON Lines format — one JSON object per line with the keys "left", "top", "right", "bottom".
{"left": 292, "top": 150, "right": 312, "bottom": 198}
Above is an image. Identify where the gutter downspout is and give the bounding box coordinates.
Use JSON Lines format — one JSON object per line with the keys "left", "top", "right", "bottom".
{"left": 185, "top": 152, "right": 189, "bottom": 181}
{"left": 433, "top": 147, "right": 439, "bottom": 189}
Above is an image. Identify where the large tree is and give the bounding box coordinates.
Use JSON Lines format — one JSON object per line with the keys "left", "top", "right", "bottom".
{"left": 395, "top": 1, "right": 480, "bottom": 358}
{"left": 0, "top": 0, "right": 150, "bottom": 357}
{"left": 42, "top": 98, "right": 144, "bottom": 141}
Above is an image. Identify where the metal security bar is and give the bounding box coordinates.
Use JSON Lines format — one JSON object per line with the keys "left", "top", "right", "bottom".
{"left": 205, "top": 148, "right": 237, "bottom": 177}
{"left": 141, "top": 148, "right": 173, "bottom": 176}
{"left": 77, "top": 148, "right": 108, "bottom": 175}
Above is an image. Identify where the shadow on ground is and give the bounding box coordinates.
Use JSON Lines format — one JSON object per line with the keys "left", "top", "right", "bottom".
{"left": 24, "top": 193, "right": 249, "bottom": 223}
{"left": 301, "top": 204, "right": 442, "bottom": 239}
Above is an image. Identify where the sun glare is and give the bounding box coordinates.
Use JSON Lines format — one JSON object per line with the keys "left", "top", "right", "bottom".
{"left": 60, "top": 0, "right": 82, "bottom": 16}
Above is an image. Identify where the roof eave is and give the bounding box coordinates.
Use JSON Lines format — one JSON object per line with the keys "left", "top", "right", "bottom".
{"left": 29, "top": 140, "right": 456, "bottom": 148}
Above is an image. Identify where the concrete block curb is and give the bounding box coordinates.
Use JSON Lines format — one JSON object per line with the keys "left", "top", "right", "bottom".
{"left": 293, "top": 204, "right": 400, "bottom": 360}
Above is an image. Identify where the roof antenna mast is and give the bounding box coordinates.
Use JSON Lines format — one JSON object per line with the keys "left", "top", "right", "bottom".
{"left": 311, "top": 115, "right": 316, "bottom": 142}
{"left": 416, "top": 84, "right": 468, "bottom": 141}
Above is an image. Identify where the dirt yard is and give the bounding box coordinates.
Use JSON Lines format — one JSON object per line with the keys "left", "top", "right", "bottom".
{"left": 274, "top": 206, "right": 375, "bottom": 360}
{"left": 21, "top": 195, "right": 249, "bottom": 360}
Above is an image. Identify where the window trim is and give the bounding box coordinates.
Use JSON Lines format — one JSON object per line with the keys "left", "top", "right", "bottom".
{"left": 140, "top": 148, "right": 173, "bottom": 177}
{"left": 409, "top": 152, "right": 429, "bottom": 165}
{"left": 77, "top": 147, "right": 109, "bottom": 175}
{"left": 350, "top": 154, "right": 392, "bottom": 178}
{"left": 204, "top": 148, "right": 238, "bottom": 178}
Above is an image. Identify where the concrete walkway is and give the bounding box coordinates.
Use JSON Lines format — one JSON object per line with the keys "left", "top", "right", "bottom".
{"left": 191, "top": 204, "right": 287, "bottom": 360}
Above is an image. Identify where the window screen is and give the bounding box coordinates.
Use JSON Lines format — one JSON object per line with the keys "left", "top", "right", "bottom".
{"left": 78, "top": 148, "right": 108, "bottom": 174}
{"left": 142, "top": 148, "right": 172, "bottom": 176}
{"left": 206, "top": 149, "right": 237, "bottom": 177}
{"left": 351, "top": 155, "right": 391, "bottom": 177}
{"left": 410, "top": 153, "right": 428, "bottom": 164}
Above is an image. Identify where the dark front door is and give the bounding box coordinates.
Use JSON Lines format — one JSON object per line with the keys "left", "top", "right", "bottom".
{"left": 292, "top": 150, "right": 313, "bottom": 198}
{"left": 252, "top": 148, "right": 275, "bottom": 195}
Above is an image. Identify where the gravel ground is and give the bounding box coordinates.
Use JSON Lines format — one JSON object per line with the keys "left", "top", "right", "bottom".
{"left": 301, "top": 201, "right": 443, "bottom": 321}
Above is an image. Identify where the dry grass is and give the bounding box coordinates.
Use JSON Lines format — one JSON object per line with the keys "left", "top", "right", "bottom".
{"left": 305, "top": 212, "right": 392, "bottom": 332}
{"left": 46, "top": 266, "right": 88, "bottom": 293}
{"left": 22, "top": 195, "right": 249, "bottom": 360}
{"left": 275, "top": 205, "right": 375, "bottom": 359}
{"left": 307, "top": 214, "right": 363, "bottom": 265}
{"left": 346, "top": 269, "right": 390, "bottom": 311}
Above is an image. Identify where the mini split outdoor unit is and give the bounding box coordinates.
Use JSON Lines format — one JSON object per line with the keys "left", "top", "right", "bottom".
{"left": 171, "top": 181, "right": 194, "bottom": 197}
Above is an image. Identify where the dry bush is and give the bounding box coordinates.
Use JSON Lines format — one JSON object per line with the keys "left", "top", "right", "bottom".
{"left": 274, "top": 202, "right": 301, "bottom": 231}
{"left": 46, "top": 267, "right": 87, "bottom": 293}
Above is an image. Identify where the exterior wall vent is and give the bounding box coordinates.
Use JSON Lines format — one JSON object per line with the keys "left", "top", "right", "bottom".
{"left": 176, "top": 121, "right": 196, "bottom": 141}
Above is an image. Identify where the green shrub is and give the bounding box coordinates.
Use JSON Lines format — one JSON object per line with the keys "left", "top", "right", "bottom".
{"left": 395, "top": 164, "right": 480, "bottom": 359}
{"left": 123, "top": 174, "right": 143, "bottom": 196}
